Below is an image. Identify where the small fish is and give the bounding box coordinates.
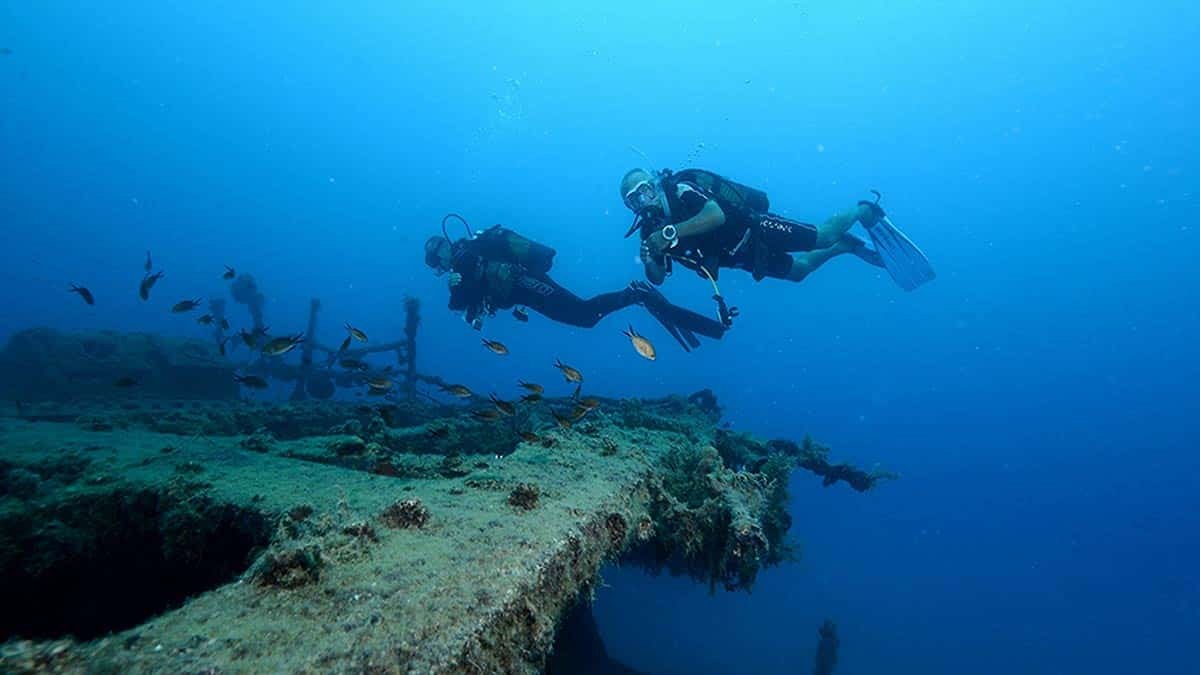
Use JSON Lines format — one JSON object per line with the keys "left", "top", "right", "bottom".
{"left": 578, "top": 397, "right": 601, "bottom": 410}
{"left": 551, "top": 410, "right": 573, "bottom": 430}
{"left": 233, "top": 373, "right": 269, "bottom": 389}
{"left": 345, "top": 323, "right": 368, "bottom": 342}
{"left": 338, "top": 335, "right": 352, "bottom": 354}
{"left": 623, "top": 325, "right": 657, "bottom": 361}
{"left": 239, "top": 328, "right": 256, "bottom": 347}
{"left": 219, "top": 317, "right": 230, "bottom": 331}
{"left": 471, "top": 408, "right": 502, "bottom": 421}
{"left": 427, "top": 426, "right": 450, "bottom": 439}
{"left": 440, "top": 383, "right": 473, "bottom": 398}
{"left": 144, "top": 250, "right": 153, "bottom": 272}
{"left": 0, "top": 48, "right": 12, "bottom": 56}
{"left": 489, "top": 393, "right": 515, "bottom": 416}
{"left": 172, "top": 298, "right": 203, "bottom": 313}
{"left": 339, "top": 358, "right": 368, "bottom": 371}
{"left": 518, "top": 431, "right": 540, "bottom": 444}
{"left": 366, "top": 376, "right": 393, "bottom": 391}
{"left": 571, "top": 405, "right": 591, "bottom": 421}
{"left": 114, "top": 376, "right": 140, "bottom": 388}
{"left": 520, "top": 393, "right": 543, "bottom": 404}
{"left": 217, "top": 337, "right": 229, "bottom": 357}
{"left": 555, "top": 359, "right": 583, "bottom": 383}
{"left": 517, "top": 381, "right": 543, "bottom": 394}
{"left": 68, "top": 284, "right": 94, "bottom": 305}
{"left": 366, "top": 387, "right": 388, "bottom": 397}
{"left": 262, "top": 333, "right": 304, "bottom": 356}
{"left": 197, "top": 314, "right": 214, "bottom": 325}
{"left": 482, "top": 338, "right": 509, "bottom": 355}
{"left": 222, "top": 265, "right": 236, "bottom": 280}
{"left": 512, "top": 306, "right": 529, "bottom": 322}
{"left": 139, "top": 271, "right": 164, "bottom": 301}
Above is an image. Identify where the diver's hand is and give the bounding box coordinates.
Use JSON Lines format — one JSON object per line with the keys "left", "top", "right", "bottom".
{"left": 447, "top": 272, "right": 463, "bottom": 288}
{"left": 645, "top": 230, "right": 670, "bottom": 255}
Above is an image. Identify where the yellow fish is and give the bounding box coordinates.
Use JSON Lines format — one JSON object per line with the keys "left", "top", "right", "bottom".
{"left": 345, "top": 323, "right": 368, "bottom": 342}
{"left": 172, "top": 298, "right": 203, "bottom": 313}
{"left": 518, "top": 380, "right": 544, "bottom": 394}
{"left": 366, "top": 376, "right": 392, "bottom": 391}
{"left": 577, "top": 397, "right": 601, "bottom": 410}
{"left": 622, "top": 325, "right": 656, "bottom": 361}
{"left": 554, "top": 359, "right": 583, "bottom": 383}
{"left": 441, "top": 384, "right": 473, "bottom": 398}
{"left": 482, "top": 338, "right": 509, "bottom": 355}
{"left": 489, "top": 393, "right": 515, "bottom": 416}
{"left": 551, "top": 411, "right": 573, "bottom": 430}
{"left": 139, "top": 271, "right": 163, "bottom": 301}
{"left": 262, "top": 333, "right": 304, "bottom": 356}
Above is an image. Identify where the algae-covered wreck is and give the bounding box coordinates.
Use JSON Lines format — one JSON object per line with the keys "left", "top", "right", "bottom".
{"left": 0, "top": 326, "right": 893, "bottom": 673}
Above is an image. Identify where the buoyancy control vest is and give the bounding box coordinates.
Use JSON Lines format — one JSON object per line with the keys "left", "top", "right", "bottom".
{"left": 648, "top": 169, "right": 771, "bottom": 280}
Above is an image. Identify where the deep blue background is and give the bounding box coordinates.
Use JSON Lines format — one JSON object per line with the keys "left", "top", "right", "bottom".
{"left": 2, "top": 3, "right": 1197, "bottom": 673}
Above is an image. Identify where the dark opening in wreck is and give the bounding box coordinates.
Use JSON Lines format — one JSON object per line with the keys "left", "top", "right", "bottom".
{"left": 0, "top": 481, "right": 271, "bottom": 641}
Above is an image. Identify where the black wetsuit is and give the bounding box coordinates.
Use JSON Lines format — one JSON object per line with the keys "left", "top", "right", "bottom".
{"left": 642, "top": 170, "right": 820, "bottom": 281}
{"left": 447, "top": 235, "right": 640, "bottom": 328}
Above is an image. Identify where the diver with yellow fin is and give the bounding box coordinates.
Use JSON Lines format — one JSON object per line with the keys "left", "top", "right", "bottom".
{"left": 619, "top": 167, "right": 935, "bottom": 318}
{"left": 424, "top": 214, "right": 725, "bottom": 351}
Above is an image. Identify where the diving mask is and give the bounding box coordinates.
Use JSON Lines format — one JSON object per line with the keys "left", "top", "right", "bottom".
{"left": 424, "top": 236, "right": 451, "bottom": 275}
{"left": 623, "top": 179, "right": 660, "bottom": 212}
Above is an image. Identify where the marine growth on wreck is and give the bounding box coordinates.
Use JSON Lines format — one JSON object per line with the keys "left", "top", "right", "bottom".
{"left": 0, "top": 283, "right": 894, "bottom": 673}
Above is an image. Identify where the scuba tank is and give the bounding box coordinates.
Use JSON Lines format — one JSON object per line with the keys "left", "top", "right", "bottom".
{"left": 475, "top": 226, "right": 556, "bottom": 275}
{"left": 441, "top": 214, "right": 557, "bottom": 275}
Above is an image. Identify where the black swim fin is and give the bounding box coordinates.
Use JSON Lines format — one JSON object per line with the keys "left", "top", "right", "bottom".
{"left": 660, "top": 302, "right": 727, "bottom": 340}
{"left": 646, "top": 302, "right": 700, "bottom": 352}
{"left": 631, "top": 281, "right": 724, "bottom": 351}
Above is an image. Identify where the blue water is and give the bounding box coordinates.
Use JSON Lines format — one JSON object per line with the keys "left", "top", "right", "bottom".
{"left": 3, "top": 2, "right": 1198, "bottom": 673}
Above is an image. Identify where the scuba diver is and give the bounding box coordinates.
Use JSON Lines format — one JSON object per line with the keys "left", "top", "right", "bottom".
{"left": 424, "top": 215, "right": 726, "bottom": 351}
{"left": 619, "top": 167, "right": 935, "bottom": 319}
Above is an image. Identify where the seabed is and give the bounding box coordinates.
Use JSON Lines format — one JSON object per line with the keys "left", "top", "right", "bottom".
{"left": 0, "top": 329, "right": 886, "bottom": 674}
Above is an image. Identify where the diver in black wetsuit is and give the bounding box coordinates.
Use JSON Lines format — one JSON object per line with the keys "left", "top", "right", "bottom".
{"left": 424, "top": 216, "right": 725, "bottom": 351}
{"left": 619, "top": 167, "right": 935, "bottom": 299}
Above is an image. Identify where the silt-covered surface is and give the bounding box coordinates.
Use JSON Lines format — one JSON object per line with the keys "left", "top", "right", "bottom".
{"left": 0, "top": 389, "right": 837, "bottom": 673}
